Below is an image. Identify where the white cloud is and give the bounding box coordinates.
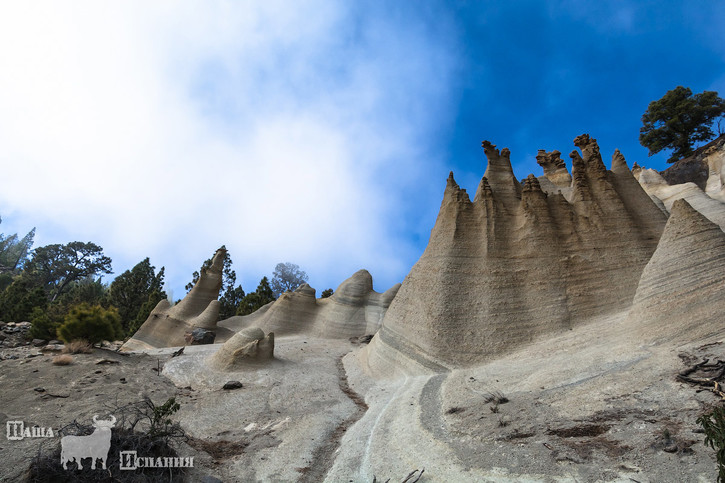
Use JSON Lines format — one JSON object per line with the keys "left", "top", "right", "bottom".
{"left": 0, "top": 1, "right": 459, "bottom": 295}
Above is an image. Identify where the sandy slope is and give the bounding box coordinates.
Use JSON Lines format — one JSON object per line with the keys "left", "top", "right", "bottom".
{"left": 330, "top": 311, "right": 721, "bottom": 482}
{"left": 3, "top": 313, "right": 723, "bottom": 482}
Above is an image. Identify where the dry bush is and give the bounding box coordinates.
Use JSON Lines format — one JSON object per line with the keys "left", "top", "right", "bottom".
{"left": 26, "top": 397, "right": 188, "bottom": 482}
{"left": 63, "top": 339, "right": 93, "bottom": 354}
{"left": 52, "top": 355, "right": 73, "bottom": 366}
{"left": 483, "top": 391, "right": 509, "bottom": 405}
{"left": 372, "top": 468, "right": 425, "bottom": 483}
{"left": 446, "top": 407, "right": 465, "bottom": 415}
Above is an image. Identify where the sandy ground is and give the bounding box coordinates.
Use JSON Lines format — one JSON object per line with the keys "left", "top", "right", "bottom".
{"left": 1, "top": 311, "right": 723, "bottom": 482}
{"left": 330, "top": 311, "right": 721, "bottom": 482}
{"left": 0, "top": 337, "right": 369, "bottom": 482}
{"left": 0, "top": 345, "right": 188, "bottom": 481}
{"left": 159, "top": 337, "right": 364, "bottom": 482}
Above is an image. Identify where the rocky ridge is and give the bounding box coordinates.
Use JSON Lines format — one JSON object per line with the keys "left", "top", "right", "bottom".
{"left": 104, "top": 133, "right": 725, "bottom": 481}
{"left": 220, "top": 270, "right": 400, "bottom": 339}
{"left": 364, "top": 134, "right": 668, "bottom": 373}
{"left": 122, "top": 248, "right": 234, "bottom": 351}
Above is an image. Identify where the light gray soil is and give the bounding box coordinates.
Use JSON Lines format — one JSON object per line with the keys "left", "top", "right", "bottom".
{"left": 2, "top": 315, "right": 723, "bottom": 482}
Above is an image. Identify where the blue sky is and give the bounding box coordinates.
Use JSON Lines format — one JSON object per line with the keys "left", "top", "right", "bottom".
{"left": 0, "top": 1, "right": 723, "bottom": 301}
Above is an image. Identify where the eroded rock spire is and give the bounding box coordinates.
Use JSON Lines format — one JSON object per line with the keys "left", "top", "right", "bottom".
{"left": 482, "top": 140, "right": 521, "bottom": 211}
{"left": 536, "top": 149, "right": 571, "bottom": 188}
{"left": 365, "top": 134, "right": 668, "bottom": 373}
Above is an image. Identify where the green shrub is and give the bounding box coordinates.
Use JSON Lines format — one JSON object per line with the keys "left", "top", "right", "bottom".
{"left": 697, "top": 405, "right": 725, "bottom": 482}
{"left": 28, "top": 307, "right": 59, "bottom": 340}
{"left": 0, "top": 272, "right": 13, "bottom": 292}
{"left": 57, "top": 303, "right": 123, "bottom": 344}
{"left": 0, "top": 278, "right": 47, "bottom": 322}
{"left": 148, "top": 397, "right": 181, "bottom": 439}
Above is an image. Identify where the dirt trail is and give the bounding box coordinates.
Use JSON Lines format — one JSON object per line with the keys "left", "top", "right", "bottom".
{"left": 298, "top": 354, "right": 368, "bottom": 483}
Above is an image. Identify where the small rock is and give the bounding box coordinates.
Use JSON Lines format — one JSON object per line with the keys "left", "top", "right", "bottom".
{"left": 48, "top": 340, "right": 61, "bottom": 345}
{"left": 18, "top": 321, "right": 31, "bottom": 329}
{"left": 34, "top": 387, "right": 45, "bottom": 392}
{"left": 26, "top": 353, "right": 41, "bottom": 358}
{"left": 663, "top": 443, "right": 678, "bottom": 453}
{"left": 6, "top": 355, "right": 18, "bottom": 360}
{"left": 95, "top": 358, "right": 120, "bottom": 365}
{"left": 359, "top": 334, "right": 374, "bottom": 344}
{"left": 32, "top": 339, "right": 47, "bottom": 347}
{"left": 223, "top": 381, "right": 243, "bottom": 390}
{"left": 185, "top": 328, "right": 216, "bottom": 345}
{"left": 41, "top": 344, "right": 63, "bottom": 352}
{"left": 119, "top": 377, "right": 127, "bottom": 384}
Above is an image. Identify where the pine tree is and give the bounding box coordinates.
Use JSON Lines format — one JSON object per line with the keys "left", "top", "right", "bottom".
{"left": 236, "top": 276, "right": 275, "bottom": 316}
{"left": 640, "top": 86, "right": 725, "bottom": 162}
{"left": 108, "top": 258, "right": 166, "bottom": 335}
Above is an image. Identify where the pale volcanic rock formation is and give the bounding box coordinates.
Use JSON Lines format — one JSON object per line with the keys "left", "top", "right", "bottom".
{"left": 364, "top": 135, "right": 668, "bottom": 373}
{"left": 635, "top": 135, "right": 725, "bottom": 227}
{"left": 629, "top": 199, "right": 725, "bottom": 342}
{"left": 208, "top": 327, "right": 274, "bottom": 370}
{"left": 705, "top": 137, "right": 725, "bottom": 202}
{"left": 536, "top": 149, "right": 570, "bottom": 186}
{"left": 227, "top": 283, "right": 318, "bottom": 336}
{"left": 122, "top": 248, "right": 234, "bottom": 351}
{"left": 220, "top": 270, "right": 400, "bottom": 339}
{"left": 535, "top": 149, "right": 572, "bottom": 197}
{"left": 637, "top": 168, "right": 725, "bottom": 230}
{"left": 659, "top": 134, "right": 725, "bottom": 191}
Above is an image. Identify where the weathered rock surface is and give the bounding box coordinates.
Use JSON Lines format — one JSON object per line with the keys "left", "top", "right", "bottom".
{"left": 220, "top": 270, "right": 400, "bottom": 339}
{"left": 629, "top": 199, "right": 725, "bottom": 342}
{"left": 122, "top": 248, "right": 234, "bottom": 351}
{"left": 208, "top": 327, "right": 274, "bottom": 370}
{"left": 637, "top": 167, "right": 725, "bottom": 230}
{"left": 705, "top": 136, "right": 725, "bottom": 202}
{"left": 634, "top": 134, "right": 725, "bottom": 230}
{"left": 365, "top": 135, "right": 668, "bottom": 373}
{"left": 535, "top": 149, "right": 572, "bottom": 198}
{"left": 659, "top": 134, "right": 725, "bottom": 190}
